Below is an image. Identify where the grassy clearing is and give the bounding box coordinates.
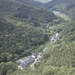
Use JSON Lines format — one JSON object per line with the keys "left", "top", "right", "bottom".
{"left": 56, "top": 13, "right": 71, "bottom": 21}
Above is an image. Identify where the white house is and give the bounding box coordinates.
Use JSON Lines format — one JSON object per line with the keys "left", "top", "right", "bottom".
{"left": 51, "top": 33, "right": 60, "bottom": 42}
{"left": 31, "top": 53, "right": 37, "bottom": 59}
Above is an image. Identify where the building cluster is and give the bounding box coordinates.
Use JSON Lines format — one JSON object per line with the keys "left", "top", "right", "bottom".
{"left": 16, "top": 47, "right": 47, "bottom": 69}
{"left": 51, "top": 33, "right": 60, "bottom": 42}
{"left": 16, "top": 33, "right": 60, "bottom": 69}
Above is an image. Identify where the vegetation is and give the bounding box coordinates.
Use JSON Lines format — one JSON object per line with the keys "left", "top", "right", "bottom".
{"left": 0, "top": 18, "right": 49, "bottom": 62}
{"left": 43, "top": 0, "right": 75, "bottom": 20}
{"left": 0, "top": 0, "right": 56, "bottom": 23}
{"left": 11, "top": 20, "right": 75, "bottom": 75}
{"left": 0, "top": 0, "right": 53, "bottom": 75}
{"left": 0, "top": 62, "right": 17, "bottom": 75}
{"left": 0, "top": 0, "right": 75, "bottom": 75}
{"left": 15, "top": 0, "right": 43, "bottom": 7}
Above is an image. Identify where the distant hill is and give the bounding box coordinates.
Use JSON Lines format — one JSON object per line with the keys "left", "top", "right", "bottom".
{"left": 0, "top": 0, "right": 56, "bottom": 23}
{"left": 43, "top": 0, "right": 75, "bottom": 9}
{"left": 15, "top": 0, "right": 43, "bottom": 7}
{"left": 43, "top": 0, "right": 75, "bottom": 19}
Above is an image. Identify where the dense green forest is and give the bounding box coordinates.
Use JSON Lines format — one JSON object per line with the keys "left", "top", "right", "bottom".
{"left": 0, "top": 18, "right": 50, "bottom": 75}
{"left": 0, "top": 18, "right": 48, "bottom": 61}
{"left": 0, "top": 0, "right": 75, "bottom": 75}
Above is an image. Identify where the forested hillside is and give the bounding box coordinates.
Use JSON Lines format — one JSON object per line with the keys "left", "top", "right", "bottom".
{"left": 43, "top": 0, "right": 75, "bottom": 19}
{"left": 0, "top": 0, "right": 56, "bottom": 23}
{"left": 0, "top": 0, "right": 75, "bottom": 75}
{"left": 11, "top": 20, "right": 75, "bottom": 75}
{"left": 0, "top": 0, "right": 57, "bottom": 75}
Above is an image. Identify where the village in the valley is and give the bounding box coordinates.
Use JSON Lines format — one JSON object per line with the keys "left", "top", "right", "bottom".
{"left": 16, "top": 33, "right": 60, "bottom": 69}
